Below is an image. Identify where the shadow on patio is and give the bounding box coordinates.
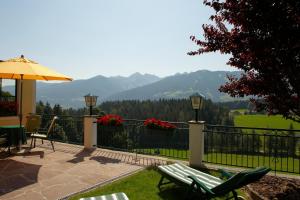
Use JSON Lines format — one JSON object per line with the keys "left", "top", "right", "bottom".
{"left": 0, "top": 158, "right": 41, "bottom": 196}
{"left": 0, "top": 141, "right": 166, "bottom": 200}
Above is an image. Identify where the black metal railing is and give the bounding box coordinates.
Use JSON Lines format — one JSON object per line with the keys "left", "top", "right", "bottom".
{"left": 37, "top": 114, "right": 300, "bottom": 174}
{"left": 40, "top": 114, "right": 84, "bottom": 145}
{"left": 204, "top": 125, "right": 300, "bottom": 174}
{"left": 97, "top": 119, "right": 189, "bottom": 160}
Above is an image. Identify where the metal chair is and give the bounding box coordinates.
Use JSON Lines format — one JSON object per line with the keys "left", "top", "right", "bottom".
{"left": 0, "top": 132, "right": 10, "bottom": 153}
{"left": 25, "top": 114, "right": 41, "bottom": 137}
{"left": 30, "top": 116, "right": 58, "bottom": 151}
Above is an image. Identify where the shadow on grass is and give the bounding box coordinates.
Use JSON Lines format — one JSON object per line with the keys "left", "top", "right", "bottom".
{"left": 158, "top": 186, "right": 188, "bottom": 200}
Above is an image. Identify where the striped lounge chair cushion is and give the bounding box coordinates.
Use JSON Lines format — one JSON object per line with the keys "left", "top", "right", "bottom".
{"left": 79, "top": 192, "right": 129, "bottom": 200}
{"left": 158, "top": 163, "right": 223, "bottom": 189}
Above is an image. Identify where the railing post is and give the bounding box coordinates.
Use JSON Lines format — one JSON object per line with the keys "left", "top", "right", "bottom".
{"left": 84, "top": 115, "right": 97, "bottom": 149}
{"left": 189, "top": 120, "right": 205, "bottom": 168}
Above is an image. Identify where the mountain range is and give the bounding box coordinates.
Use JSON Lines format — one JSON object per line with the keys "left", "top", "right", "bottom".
{"left": 106, "top": 70, "right": 240, "bottom": 102}
{"left": 36, "top": 72, "right": 160, "bottom": 108}
{"left": 4, "top": 70, "right": 241, "bottom": 108}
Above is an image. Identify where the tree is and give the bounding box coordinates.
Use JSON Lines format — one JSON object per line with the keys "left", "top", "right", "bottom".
{"left": 36, "top": 101, "right": 45, "bottom": 114}
{"left": 53, "top": 104, "right": 63, "bottom": 115}
{"left": 189, "top": 0, "right": 300, "bottom": 122}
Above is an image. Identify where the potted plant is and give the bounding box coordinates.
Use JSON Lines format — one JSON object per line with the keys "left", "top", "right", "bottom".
{"left": 140, "top": 118, "right": 176, "bottom": 149}
{"left": 144, "top": 118, "right": 176, "bottom": 131}
{"left": 96, "top": 114, "right": 126, "bottom": 149}
{"left": 0, "top": 101, "right": 18, "bottom": 116}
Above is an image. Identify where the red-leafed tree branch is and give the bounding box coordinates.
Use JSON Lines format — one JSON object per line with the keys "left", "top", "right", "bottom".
{"left": 189, "top": 0, "right": 300, "bottom": 122}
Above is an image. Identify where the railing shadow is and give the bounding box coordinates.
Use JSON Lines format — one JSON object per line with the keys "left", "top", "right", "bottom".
{"left": 89, "top": 156, "right": 121, "bottom": 164}
{"left": 67, "top": 148, "right": 96, "bottom": 164}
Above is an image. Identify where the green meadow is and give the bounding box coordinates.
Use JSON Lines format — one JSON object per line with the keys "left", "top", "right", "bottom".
{"left": 234, "top": 114, "right": 300, "bottom": 130}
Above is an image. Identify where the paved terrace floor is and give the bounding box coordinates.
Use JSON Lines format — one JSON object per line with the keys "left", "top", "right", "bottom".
{"left": 0, "top": 141, "right": 167, "bottom": 200}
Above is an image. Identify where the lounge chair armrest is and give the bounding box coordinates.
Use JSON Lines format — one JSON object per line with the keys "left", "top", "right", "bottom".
{"left": 188, "top": 175, "right": 215, "bottom": 196}
{"left": 219, "top": 169, "right": 234, "bottom": 179}
{"left": 35, "top": 129, "right": 47, "bottom": 134}
{"left": 37, "top": 128, "right": 47, "bottom": 132}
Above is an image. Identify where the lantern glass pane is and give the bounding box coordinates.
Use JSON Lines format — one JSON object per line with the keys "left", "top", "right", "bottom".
{"left": 191, "top": 97, "right": 200, "bottom": 109}
{"left": 91, "top": 96, "right": 97, "bottom": 106}
{"left": 84, "top": 96, "right": 91, "bottom": 106}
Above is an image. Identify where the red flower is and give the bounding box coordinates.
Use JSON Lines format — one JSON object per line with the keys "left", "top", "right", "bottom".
{"left": 144, "top": 118, "right": 176, "bottom": 130}
{"left": 0, "top": 101, "right": 18, "bottom": 114}
{"left": 97, "top": 114, "right": 123, "bottom": 126}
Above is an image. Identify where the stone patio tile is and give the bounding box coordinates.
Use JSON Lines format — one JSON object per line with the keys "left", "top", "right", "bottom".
{"left": 9, "top": 190, "right": 44, "bottom": 200}
{"left": 0, "top": 141, "right": 165, "bottom": 200}
{"left": 0, "top": 188, "right": 25, "bottom": 200}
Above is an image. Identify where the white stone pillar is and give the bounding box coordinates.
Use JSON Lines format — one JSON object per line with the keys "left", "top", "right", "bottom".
{"left": 84, "top": 115, "right": 97, "bottom": 149}
{"left": 189, "top": 120, "right": 205, "bottom": 168}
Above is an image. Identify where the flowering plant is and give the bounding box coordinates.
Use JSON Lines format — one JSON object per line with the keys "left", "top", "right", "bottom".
{"left": 0, "top": 101, "right": 18, "bottom": 116}
{"left": 97, "top": 114, "right": 123, "bottom": 126}
{"left": 144, "top": 118, "right": 176, "bottom": 130}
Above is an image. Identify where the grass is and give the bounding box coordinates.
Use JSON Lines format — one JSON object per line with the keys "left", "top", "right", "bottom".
{"left": 230, "top": 109, "right": 248, "bottom": 115}
{"left": 135, "top": 148, "right": 189, "bottom": 160}
{"left": 204, "top": 153, "right": 300, "bottom": 174}
{"left": 234, "top": 114, "right": 300, "bottom": 130}
{"left": 136, "top": 149, "right": 299, "bottom": 174}
{"left": 69, "top": 168, "right": 247, "bottom": 200}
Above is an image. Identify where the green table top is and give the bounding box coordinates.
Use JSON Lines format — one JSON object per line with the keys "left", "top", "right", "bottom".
{"left": 0, "top": 125, "right": 26, "bottom": 146}
{"left": 0, "top": 125, "right": 24, "bottom": 128}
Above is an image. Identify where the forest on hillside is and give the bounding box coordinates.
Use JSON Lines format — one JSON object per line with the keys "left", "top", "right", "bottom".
{"left": 36, "top": 99, "right": 233, "bottom": 125}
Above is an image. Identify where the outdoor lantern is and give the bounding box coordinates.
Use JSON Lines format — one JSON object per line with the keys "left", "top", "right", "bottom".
{"left": 84, "top": 94, "right": 98, "bottom": 115}
{"left": 190, "top": 92, "right": 205, "bottom": 122}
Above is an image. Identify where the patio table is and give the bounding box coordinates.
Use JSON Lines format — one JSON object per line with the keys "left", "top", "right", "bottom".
{"left": 0, "top": 125, "right": 26, "bottom": 148}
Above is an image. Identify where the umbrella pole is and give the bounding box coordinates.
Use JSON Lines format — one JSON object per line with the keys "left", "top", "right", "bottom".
{"left": 18, "top": 74, "right": 23, "bottom": 151}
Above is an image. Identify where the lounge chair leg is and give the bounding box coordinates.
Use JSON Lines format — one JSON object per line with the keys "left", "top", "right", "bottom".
{"left": 34, "top": 138, "right": 36, "bottom": 148}
{"left": 157, "top": 176, "right": 164, "bottom": 190}
{"left": 30, "top": 137, "right": 33, "bottom": 148}
{"left": 42, "top": 139, "right": 43, "bottom": 144}
{"left": 50, "top": 140, "right": 55, "bottom": 152}
{"left": 232, "top": 190, "right": 238, "bottom": 200}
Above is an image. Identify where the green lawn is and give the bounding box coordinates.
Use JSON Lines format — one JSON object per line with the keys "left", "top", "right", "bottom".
{"left": 204, "top": 153, "right": 300, "bottom": 174}
{"left": 234, "top": 114, "right": 300, "bottom": 130}
{"left": 135, "top": 148, "right": 189, "bottom": 160}
{"left": 135, "top": 149, "right": 299, "bottom": 174}
{"left": 69, "top": 168, "right": 247, "bottom": 200}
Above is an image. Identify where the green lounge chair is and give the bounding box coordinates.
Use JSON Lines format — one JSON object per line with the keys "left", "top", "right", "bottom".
{"left": 79, "top": 192, "right": 129, "bottom": 200}
{"left": 158, "top": 163, "right": 270, "bottom": 200}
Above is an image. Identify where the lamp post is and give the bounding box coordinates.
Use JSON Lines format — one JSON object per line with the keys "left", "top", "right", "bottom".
{"left": 84, "top": 94, "right": 98, "bottom": 115}
{"left": 190, "top": 92, "right": 205, "bottom": 122}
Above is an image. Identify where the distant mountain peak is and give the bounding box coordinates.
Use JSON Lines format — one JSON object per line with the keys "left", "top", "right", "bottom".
{"left": 130, "top": 72, "right": 143, "bottom": 77}
{"left": 29, "top": 70, "right": 243, "bottom": 108}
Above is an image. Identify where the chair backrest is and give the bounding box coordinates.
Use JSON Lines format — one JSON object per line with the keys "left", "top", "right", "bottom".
{"left": 0, "top": 131, "right": 8, "bottom": 146}
{"left": 46, "top": 116, "right": 58, "bottom": 137}
{"left": 26, "top": 115, "right": 41, "bottom": 132}
{"left": 212, "top": 167, "right": 270, "bottom": 195}
{"left": 236, "top": 167, "right": 271, "bottom": 187}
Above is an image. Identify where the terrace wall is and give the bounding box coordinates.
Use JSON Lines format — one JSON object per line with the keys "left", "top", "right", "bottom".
{"left": 0, "top": 80, "right": 36, "bottom": 126}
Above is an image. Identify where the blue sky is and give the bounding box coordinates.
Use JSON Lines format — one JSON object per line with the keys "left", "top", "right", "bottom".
{"left": 0, "top": 0, "right": 232, "bottom": 79}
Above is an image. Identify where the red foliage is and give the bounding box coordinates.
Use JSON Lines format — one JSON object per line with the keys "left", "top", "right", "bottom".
{"left": 189, "top": 0, "right": 300, "bottom": 122}
{"left": 144, "top": 118, "right": 176, "bottom": 130}
{"left": 97, "top": 114, "right": 123, "bottom": 126}
{"left": 0, "top": 101, "right": 18, "bottom": 115}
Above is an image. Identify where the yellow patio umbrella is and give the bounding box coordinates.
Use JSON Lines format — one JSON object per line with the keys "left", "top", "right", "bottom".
{"left": 0, "top": 55, "right": 72, "bottom": 81}
{"left": 0, "top": 55, "right": 72, "bottom": 148}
